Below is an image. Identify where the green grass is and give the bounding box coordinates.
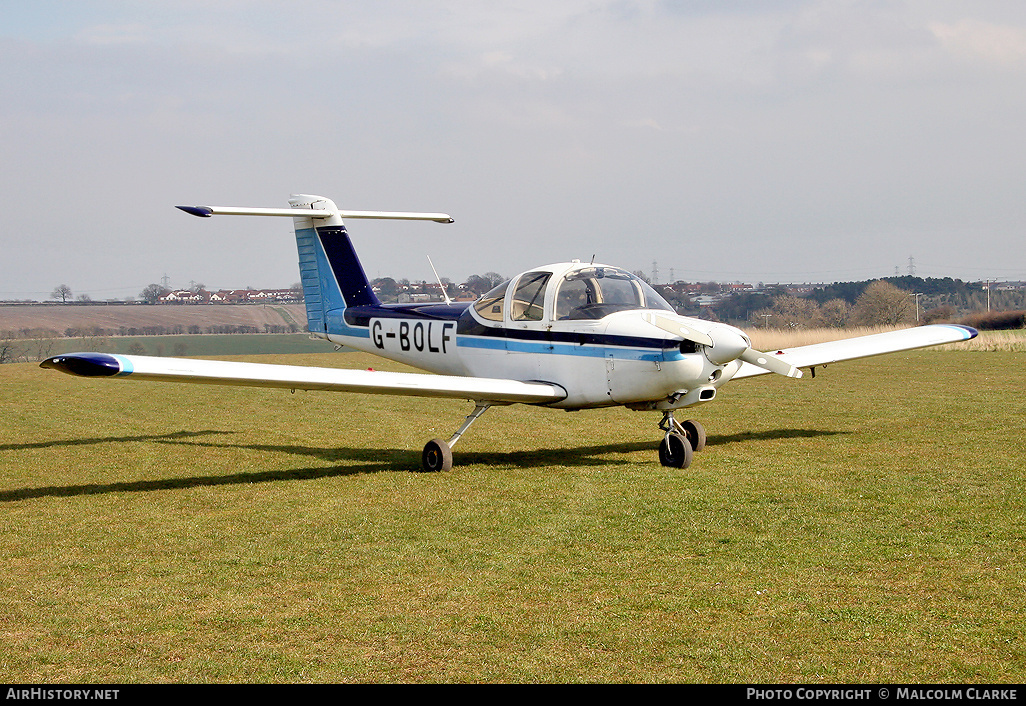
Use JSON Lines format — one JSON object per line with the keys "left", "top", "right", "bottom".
{"left": 1, "top": 348, "right": 1024, "bottom": 683}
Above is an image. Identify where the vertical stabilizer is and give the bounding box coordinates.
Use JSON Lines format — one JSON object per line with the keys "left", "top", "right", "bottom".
{"left": 289, "top": 194, "right": 380, "bottom": 334}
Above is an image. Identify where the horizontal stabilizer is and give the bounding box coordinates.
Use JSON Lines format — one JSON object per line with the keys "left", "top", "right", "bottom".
{"left": 176, "top": 205, "right": 454, "bottom": 223}
{"left": 41, "top": 353, "right": 565, "bottom": 405}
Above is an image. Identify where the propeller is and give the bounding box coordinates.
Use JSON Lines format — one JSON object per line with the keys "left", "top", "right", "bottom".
{"left": 641, "top": 312, "right": 713, "bottom": 347}
{"left": 642, "top": 313, "right": 803, "bottom": 379}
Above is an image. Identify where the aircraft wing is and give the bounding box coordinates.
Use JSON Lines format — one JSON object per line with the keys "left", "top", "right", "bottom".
{"left": 730, "top": 324, "right": 978, "bottom": 380}
{"left": 40, "top": 353, "right": 567, "bottom": 405}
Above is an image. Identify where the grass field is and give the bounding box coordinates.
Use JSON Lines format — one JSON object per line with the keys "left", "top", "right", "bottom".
{"left": 1, "top": 342, "right": 1024, "bottom": 683}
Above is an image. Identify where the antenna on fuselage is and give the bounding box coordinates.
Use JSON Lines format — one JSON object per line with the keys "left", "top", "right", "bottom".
{"left": 427, "top": 255, "right": 452, "bottom": 305}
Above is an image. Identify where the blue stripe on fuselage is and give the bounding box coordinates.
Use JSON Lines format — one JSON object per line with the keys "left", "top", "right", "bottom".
{"left": 456, "top": 334, "right": 674, "bottom": 362}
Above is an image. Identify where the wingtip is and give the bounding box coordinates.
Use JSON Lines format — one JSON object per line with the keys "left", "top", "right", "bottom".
{"left": 40, "top": 352, "right": 123, "bottom": 377}
{"left": 176, "top": 205, "right": 213, "bottom": 218}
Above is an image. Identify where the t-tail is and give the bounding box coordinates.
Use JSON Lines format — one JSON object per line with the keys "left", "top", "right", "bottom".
{"left": 175, "top": 194, "right": 453, "bottom": 337}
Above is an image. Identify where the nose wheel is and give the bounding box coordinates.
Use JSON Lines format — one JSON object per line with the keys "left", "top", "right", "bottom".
{"left": 657, "top": 413, "right": 706, "bottom": 468}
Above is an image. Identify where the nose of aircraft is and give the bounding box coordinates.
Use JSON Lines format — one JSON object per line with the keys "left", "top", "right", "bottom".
{"left": 704, "top": 326, "right": 751, "bottom": 366}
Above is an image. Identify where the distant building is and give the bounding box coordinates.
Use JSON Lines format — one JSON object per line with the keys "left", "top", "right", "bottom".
{"left": 158, "top": 288, "right": 299, "bottom": 304}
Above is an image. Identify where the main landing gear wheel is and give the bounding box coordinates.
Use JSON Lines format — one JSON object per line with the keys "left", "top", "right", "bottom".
{"left": 418, "top": 403, "right": 493, "bottom": 473}
{"left": 658, "top": 433, "right": 693, "bottom": 469}
{"left": 680, "top": 419, "right": 706, "bottom": 452}
{"left": 421, "top": 438, "right": 453, "bottom": 473}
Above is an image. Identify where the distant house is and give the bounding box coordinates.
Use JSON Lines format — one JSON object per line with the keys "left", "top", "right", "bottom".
{"left": 160, "top": 288, "right": 300, "bottom": 304}
{"left": 159, "top": 290, "right": 210, "bottom": 304}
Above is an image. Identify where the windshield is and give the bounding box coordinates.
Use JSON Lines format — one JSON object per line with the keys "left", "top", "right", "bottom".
{"left": 555, "top": 267, "right": 674, "bottom": 320}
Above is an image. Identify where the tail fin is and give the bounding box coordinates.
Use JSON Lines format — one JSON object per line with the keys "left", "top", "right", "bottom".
{"left": 289, "top": 195, "right": 376, "bottom": 335}
{"left": 176, "top": 195, "right": 454, "bottom": 336}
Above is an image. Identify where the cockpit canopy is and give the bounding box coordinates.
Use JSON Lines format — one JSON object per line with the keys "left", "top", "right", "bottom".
{"left": 473, "top": 264, "right": 674, "bottom": 323}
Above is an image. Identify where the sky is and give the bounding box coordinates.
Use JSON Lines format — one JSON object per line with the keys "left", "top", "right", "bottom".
{"left": 2, "top": 0, "right": 1025, "bottom": 300}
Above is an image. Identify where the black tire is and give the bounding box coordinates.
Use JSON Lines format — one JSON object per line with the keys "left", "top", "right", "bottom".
{"left": 658, "top": 432, "right": 693, "bottom": 469}
{"left": 421, "top": 438, "right": 453, "bottom": 472}
{"left": 680, "top": 419, "right": 707, "bottom": 452}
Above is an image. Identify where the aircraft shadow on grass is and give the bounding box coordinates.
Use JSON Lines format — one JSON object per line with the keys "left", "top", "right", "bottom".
{"left": 0, "top": 429, "right": 229, "bottom": 452}
{"left": 0, "top": 428, "right": 848, "bottom": 503}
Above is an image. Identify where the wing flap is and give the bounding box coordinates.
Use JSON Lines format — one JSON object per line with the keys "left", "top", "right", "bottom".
{"left": 730, "top": 324, "right": 978, "bottom": 380}
{"left": 41, "top": 353, "right": 566, "bottom": 404}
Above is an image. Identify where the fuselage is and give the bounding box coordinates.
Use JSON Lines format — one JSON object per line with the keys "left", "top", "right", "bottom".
{"left": 317, "top": 260, "right": 739, "bottom": 410}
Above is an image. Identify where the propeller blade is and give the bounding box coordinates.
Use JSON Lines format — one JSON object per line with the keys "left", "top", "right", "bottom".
{"left": 642, "top": 313, "right": 714, "bottom": 347}
{"left": 739, "top": 348, "right": 803, "bottom": 378}
{"left": 643, "top": 313, "right": 802, "bottom": 378}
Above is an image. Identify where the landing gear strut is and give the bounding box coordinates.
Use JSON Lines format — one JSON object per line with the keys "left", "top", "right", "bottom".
{"left": 421, "top": 403, "right": 491, "bottom": 472}
{"left": 657, "top": 412, "right": 706, "bottom": 468}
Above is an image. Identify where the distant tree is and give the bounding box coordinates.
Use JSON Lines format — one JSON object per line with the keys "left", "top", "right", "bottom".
{"left": 757, "top": 295, "right": 823, "bottom": 329}
{"left": 127, "top": 342, "right": 147, "bottom": 355}
{"left": 807, "top": 281, "right": 868, "bottom": 305}
{"left": 140, "top": 283, "right": 168, "bottom": 304}
{"left": 76, "top": 293, "right": 92, "bottom": 303}
{"left": 852, "top": 280, "right": 914, "bottom": 326}
{"left": 923, "top": 305, "right": 955, "bottom": 324}
{"left": 52, "top": 284, "right": 72, "bottom": 303}
{"left": 464, "top": 274, "right": 496, "bottom": 296}
{"left": 31, "top": 335, "right": 56, "bottom": 362}
{"left": 0, "top": 334, "right": 16, "bottom": 364}
{"left": 372, "top": 277, "right": 400, "bottom": 297}
{"left": 713, "top": 291, "right": 774, "bottom": 324}
{"left": 819, "top": 298, "right": 851, "bottom": 328}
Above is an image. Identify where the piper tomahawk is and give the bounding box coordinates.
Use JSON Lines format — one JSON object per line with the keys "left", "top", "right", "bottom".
{"left": 42, "top": 194, "right": 978, "bottom": 472}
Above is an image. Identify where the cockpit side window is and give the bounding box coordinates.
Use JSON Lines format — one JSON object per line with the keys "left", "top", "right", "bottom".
{"left": 554, "top": 277, "right": 593, "bottom": 319}
{"left": 473, "top": 280, "right": 510, "bottom": 322}
{"left": 510, "top": 272, "right": 550, "bottom": 321}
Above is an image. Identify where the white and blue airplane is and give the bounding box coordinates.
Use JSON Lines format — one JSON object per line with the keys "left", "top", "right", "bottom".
{"left": 42, "top": 194, "right": 978, "bottom": 472}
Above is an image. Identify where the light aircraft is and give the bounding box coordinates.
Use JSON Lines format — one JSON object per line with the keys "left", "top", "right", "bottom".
{"left": 42, "top": 194, "right": 978, "bottom": 472}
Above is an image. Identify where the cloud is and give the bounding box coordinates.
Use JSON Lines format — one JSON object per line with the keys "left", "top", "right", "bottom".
{"left": 930, "top": 18, "right": 1026, "bottom": 68}
{"left": 3, "top": 1, "right": 1026, "bottom": 294}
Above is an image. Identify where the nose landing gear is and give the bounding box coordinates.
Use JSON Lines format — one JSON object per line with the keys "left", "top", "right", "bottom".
{"left": 657, "top": 412, "right": 706, "bottom": 468}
